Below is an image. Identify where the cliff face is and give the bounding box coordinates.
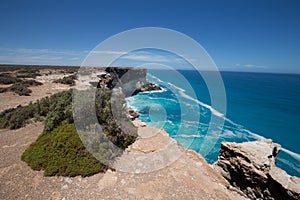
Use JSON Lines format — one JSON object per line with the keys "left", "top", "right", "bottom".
{"left": 99, "top": 67, "right": 147, "bottom": 97}
{"left": 214, "top": 140, "right": 300, "bottom": 200}
{"left": 97, "top": 67, "right": 160, "bottom": 97}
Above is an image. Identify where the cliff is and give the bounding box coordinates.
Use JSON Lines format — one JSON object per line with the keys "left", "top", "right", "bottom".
{"left": 214, "top": 140, "right": 300, "bottom": 200}
{"left": 97, "top": 67, "right": 161, "bottom": 97}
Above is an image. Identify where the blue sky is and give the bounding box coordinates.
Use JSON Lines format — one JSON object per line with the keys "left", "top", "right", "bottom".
{"left": 0, "top": 0, "right": 299, "bottom": 73}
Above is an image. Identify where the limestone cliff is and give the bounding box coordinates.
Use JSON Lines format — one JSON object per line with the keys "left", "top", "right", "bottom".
{"left": 97, "top": 67, "right": 161, "bottom": 97}
{"left": 214, "top": 140, "right": 300, "bottom": 200}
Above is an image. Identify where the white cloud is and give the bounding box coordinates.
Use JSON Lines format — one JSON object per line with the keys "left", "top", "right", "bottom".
{"left": 0, "top": 47, "right": 191, "bottom": 67}
{"left": 89, "top": 50, "right": 126, "bottom": 55}
{"left": 220, "top": 63, "right": 270, "bottom": 72}
{"left": 0, "top": 47, "right": 88, "bottom": 65}
{"left": 0, "top": 47, "right": 85, "bottom": 56}
{"left": 119, "top": 51, "right": 186, "bottom": 64}
{"left": 243, "top": 64, "right": 268, "bottom": 69}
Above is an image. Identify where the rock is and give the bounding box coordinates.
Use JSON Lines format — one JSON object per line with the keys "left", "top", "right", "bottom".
{"left": 140, "top": 82, "right": 162, "bottom": 92}
{"left": 214, "top": 139, "right": 300, "bottom": 200}
{"left": 132, "top": 82, "right": 161, "bottom": 95}
{"left": 132, "top": 120, "right": 147, "bottom": 127}
{"left": 128, "top": 108, "right": 139, "bottom": 120}
{"left": 97, "top": 72, "right": 112, "bottom": 89}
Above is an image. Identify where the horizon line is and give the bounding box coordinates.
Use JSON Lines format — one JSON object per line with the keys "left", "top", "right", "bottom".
{"left": 0, "top": 63, "right": 299, "bottom": 75}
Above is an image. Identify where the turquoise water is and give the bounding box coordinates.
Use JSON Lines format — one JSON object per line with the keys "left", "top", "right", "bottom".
{"left": 126, "top": 69, "right": 300, "bottom": 177}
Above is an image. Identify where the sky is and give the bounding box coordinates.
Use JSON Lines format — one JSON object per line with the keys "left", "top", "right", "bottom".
{"left": 0, "top": 0, "right": 299, "bottom": 73}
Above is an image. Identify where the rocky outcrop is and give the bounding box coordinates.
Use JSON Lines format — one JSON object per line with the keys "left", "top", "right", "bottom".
{"left": 97, "top": 67, "right": 161, "bottom": 96}
{"left": 132, "top": 82, "right": 162, "bottom": 95}
{"left": 214, "top": 140, "right": 300, "bottom": 200}
{"left": 100, "top": 67, "right": 147, "bottom": 96}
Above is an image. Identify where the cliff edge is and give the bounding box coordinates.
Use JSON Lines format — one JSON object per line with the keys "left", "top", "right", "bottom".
{"left": 214, "top": 140, "right": 300, "bottom": 200}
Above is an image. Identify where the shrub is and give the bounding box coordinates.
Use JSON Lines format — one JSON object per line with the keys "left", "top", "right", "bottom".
{"left": 0, "top": 73, "right": 20, "bottom": 84}
{"left": 0, "top": 87, "right": 8, "bottom": 93}
{"left": 16, "top": 69, "right": 42, "bottom": 78}
{"left": 9, "top": 83, "right": 32, "bottom": 96}
{"left": 0, "top": 89, "right": 72, "bottom": 129}
{"left": 21, "top": 121, "right": 107, "bottom": 177}
{"left": 53, "top": 74, "right": 77, "bottom": 86}
{"left": 0, "top": 79, "right": 43, "bottom": 96}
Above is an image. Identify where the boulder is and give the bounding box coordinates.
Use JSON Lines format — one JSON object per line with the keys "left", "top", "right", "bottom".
{"left": 214, "top": 140, "right": 300, "bottom": 200}
{"left": 128, "top": 108, "right": 139, "bottom": 120}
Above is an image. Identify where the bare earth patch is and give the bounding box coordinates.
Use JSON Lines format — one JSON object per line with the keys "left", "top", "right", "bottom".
{"left": 0, "top": 83, "right": 70, "bottom": 112}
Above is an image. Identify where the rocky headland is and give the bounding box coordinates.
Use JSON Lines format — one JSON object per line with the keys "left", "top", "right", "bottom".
{"left": 98, "top": 67, "right": 299, "bottom": 199}
{"left": 0, "top": 65, "right": 299, "bottom": 199}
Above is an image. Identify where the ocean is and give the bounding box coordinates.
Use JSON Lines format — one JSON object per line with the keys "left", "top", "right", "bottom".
{"left": 126, "top": 69, "right": 300, "bottom": 177}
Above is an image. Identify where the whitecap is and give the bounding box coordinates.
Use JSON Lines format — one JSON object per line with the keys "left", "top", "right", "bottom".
{"left": 281, "top": 148, "right": 300, "bottom": 162}
{"left": 174, "top": 134, "right": 203, "bottom": 138}
{"left": 164, "top": 80, "right": 225, "bottom": 118}
{"left": 277, "top": 157, "right": 300, "bottom": 174}
{"left": 147, "top": 96, "right": 178, "bottom": 103}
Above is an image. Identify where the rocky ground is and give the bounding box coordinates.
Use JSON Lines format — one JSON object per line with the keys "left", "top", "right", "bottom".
{"left": 0, "top": 120, "right": 247, "bottom": 200}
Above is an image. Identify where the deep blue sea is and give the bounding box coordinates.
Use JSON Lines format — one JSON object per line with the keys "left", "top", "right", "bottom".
{"left": 126, "top": 69, "right": 300, "bottom": 177}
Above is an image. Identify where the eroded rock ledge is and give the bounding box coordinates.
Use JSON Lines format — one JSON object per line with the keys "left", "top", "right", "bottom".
{"left": 214, "top": 140, "right": 300, "bottom": 200}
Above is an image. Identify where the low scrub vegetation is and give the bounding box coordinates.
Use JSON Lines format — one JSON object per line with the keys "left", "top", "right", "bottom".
{"left": 0, "top": 87, "right": 137, "bottom": 177}
{"left": 16, "top": 69, "right": 42, "bottom": 78}
{"left": 53, "top": 74, "right": 77, "bottom": 86}
{"left": 21, "top": 121, "right": 107, "bottom": 177}
{"left": 0, "top": 89, "right": 71, "bottom": 129}
{"left": 0, "top": 73, "right": 43, "bottom": 96}
{"left": 0, "top": 73, "right": 20, "bottom": 84}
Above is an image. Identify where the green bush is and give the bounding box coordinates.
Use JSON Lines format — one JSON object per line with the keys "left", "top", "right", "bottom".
{"left": 0, "top": 89, "right": 72, "bottom": 129}
{"left": 21, "top": 121, "right": 107, "bottom": 177}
